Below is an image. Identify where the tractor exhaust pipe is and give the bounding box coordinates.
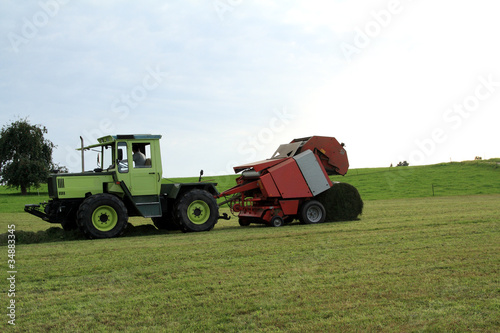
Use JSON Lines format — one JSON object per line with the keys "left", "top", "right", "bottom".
{"left": 80, "top": 136, "right": 85, "bottom": 172}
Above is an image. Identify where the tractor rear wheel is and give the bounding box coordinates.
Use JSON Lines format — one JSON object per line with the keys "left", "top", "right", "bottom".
{"left": 299, "top": 200, "right": 326, "bottom": 224}
{"left": 175, "top": 189, "right": 218, "bottom": 232}
{"left": 76, "top": 193, "right": 128, "bottom": 239}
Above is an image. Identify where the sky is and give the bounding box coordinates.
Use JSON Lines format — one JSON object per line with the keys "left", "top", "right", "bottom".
{"left": 1, "top": 0, "right": 499, "bottom": 177}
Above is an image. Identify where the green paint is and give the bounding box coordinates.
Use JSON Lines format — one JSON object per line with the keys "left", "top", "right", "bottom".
{"left": 187, "top": 199, "right": 210, "bottom": 224}
{"left": 91, "top": 205, "right": 118, "bottom": 231}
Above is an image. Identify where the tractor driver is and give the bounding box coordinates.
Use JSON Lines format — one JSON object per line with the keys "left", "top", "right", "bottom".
{"left": 132, "top": 144, "right": 146, "bottom": 167}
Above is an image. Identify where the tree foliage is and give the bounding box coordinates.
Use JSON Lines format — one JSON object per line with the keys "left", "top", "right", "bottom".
{"left": 0, "top": 118, "right": 55, "bottom": 194}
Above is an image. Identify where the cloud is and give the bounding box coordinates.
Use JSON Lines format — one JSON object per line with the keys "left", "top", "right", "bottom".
{"left": 0, "top": 0, "right": 499, "bottom": 176}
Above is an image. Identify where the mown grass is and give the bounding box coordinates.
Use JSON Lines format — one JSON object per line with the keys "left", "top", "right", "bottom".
{"left": 1, "top": 159, "right": 499, "bottom": 331}
{"left": 5, "top": 195, "right": 500, "bottom": 332}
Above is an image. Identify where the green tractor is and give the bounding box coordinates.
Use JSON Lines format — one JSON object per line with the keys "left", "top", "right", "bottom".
{"left": 25, "top": 134, "right": 222, "bottom": 239}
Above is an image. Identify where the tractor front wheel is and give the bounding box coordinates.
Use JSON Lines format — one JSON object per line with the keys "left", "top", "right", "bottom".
{"left": 175, "top": 189, "right": 219, "bottom": 232}
{"left": 76, "top": 193, "right": 128, "bottom": 239}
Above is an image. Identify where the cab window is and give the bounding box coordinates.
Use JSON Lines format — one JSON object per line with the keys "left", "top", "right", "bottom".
{"left": 132, "top": 143, "right": 152, "bottom": 168}
{"left": 117, "top": 142, "right": 128, "bottom": 173}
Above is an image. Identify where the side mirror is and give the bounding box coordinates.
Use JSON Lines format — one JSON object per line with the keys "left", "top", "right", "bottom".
{"left": 117, "top": 149, "right": 123, "bottom": 161}
{"left": 198, "top": 169, "right": 204, "bottom": 182}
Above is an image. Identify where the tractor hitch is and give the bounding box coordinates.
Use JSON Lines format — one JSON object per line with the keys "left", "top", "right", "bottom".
{"left": 24, "top": 203, "right": 50, "bottom": 221}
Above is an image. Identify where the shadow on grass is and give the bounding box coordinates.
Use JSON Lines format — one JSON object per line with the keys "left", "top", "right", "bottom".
{"left": 0, "top": 223, "right": 178, "bottom": 245}
{"left": 0, "top": 218, "right": 361, "bottom": 246}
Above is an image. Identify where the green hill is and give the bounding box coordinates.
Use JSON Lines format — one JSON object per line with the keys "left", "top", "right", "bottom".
{"left": 171, "top": 159, "right": 500, "bottom": 201}
{"left": 331, "top": 159, "right": 500, "bottom": 200}
{"left": 1, "top": 159, "right": 499, "bottom": 214}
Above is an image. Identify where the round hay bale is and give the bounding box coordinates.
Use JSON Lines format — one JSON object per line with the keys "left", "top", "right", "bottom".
{"left": 315, "top": 182, "right": 363, "bottom": 222}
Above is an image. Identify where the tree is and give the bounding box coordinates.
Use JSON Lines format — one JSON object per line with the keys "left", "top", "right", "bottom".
{"left": 0, "top": 118, "right": 55, "bottom": 195}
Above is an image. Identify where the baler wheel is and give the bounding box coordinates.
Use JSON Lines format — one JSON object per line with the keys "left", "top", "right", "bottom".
{"left": 238, "top": 218, "right": 251, "bottom": 226}
{"left": 299, "top": 200, "right": 326, "bottom": 224}
{"left": 270, "top": 216, "right": 284, "bottom": 227}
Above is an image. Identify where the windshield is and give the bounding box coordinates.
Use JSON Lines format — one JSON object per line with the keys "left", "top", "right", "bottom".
{"left": 101, "top": 144, "right": 114, "bottom": 170}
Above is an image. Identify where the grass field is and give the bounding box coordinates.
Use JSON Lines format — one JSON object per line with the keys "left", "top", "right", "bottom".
{"left": 1, "top": 160, "right": 499, "bottom": 331}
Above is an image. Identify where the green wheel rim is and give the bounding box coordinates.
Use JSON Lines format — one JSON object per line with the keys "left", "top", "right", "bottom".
{"left": 92, "top": 205, "right": 118, "bottom": 231}
{"left": 187, "top": 200, "right": 210, "bottom": 224}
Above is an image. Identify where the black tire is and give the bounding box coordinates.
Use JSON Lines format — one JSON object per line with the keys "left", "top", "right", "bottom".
{"left": 45, "top": 200, "right": 78, "bottom": 231}
{"left": 152, "top": 199, "right": 180, "bottom": 230}
{"left": 61, "top": 218, "right": 78, "bottom": 231}
{"left": 270, "top": 216, "right": 284, "bottom": 227}
{"left": 152, "top": 216, "right": 181, "bottom": 231}
{"left": 61, "top": 204, "right": 79, "bottom": 231}
{"left": 299, "top": 200, "right": 326, "bottom": 224}
{"left": 175, "top": 189, "right": 219, "bottom": 232}
{"left": 76, "top": 193, "right": 128, "bottom": 239}
{"left": 238, "top": 218, "right": 251, "bottom": 226}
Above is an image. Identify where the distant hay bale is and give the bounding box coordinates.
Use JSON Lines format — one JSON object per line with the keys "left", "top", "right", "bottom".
{"left": 316, "top": 182, "right": 363, "bottom": 222}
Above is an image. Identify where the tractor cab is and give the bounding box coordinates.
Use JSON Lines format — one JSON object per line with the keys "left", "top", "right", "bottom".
{"left": 77, "top": 134, "right": 163, "bottom": 217}
{"left": 88, "top": 135, "right": 163, "bottom": 195}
